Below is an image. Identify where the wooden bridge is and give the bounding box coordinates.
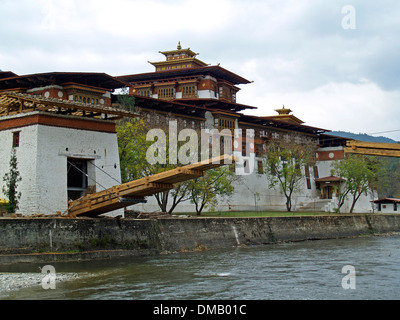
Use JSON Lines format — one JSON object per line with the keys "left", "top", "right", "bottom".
{"left": 344, "top": 140, "right": 400, "bottom": 158}
{"left": 67, "top": 154, "right": 234, "bottom": 217}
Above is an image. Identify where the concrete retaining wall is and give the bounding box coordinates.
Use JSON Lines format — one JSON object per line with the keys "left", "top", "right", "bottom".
{"left": 0, "top": 214, "right": 399, "bottom": 264}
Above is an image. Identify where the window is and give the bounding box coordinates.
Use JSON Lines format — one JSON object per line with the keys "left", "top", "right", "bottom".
{"left": 182, "top": 85, "right": 197, "bottom": 98}
{"left": 218, "top": 118, "right": 235, "bottom": 132}
{"left": 138, "top": 89, "right": 151, "bottom": 97}
{"left": 255, "top": 144, "right": 263, "bottom": 157}
{"left": 284, "top": 134, "right": 290, "bottom": 142}
{"left": 272, "top": 132, "right": 280, "bottom": 139}
{"left": 67, "top": 159, "right": 88, "bottom": 201}
{"left": 260, "top": 130, "right": 268, "bottom": 138}
{"left": 74, "top": 95, "right": 100, "bottom": 105}
{"left": 305, "top": 166, "right": 311, "bottom": 189}
{"left": 219, "top": 85, "right": 237, "bottom": 102}
{"left": 12, "top": 131, "right": 20, "bottom": 148}
{"left": 257, "top": 160, "right": 264, "bottom": 174}
{"left": 219, "top": 86, "right": 230, "bottom": 100}
{"left": 232, "top": 93, "right": 236, "bottom": 103}
{"left": 158, "top": 87, "right": 175, "bottom": 99}
{"left": 313, "top": 166, "right": 319, "bottom": 179}
{"left": 242, "top": 142, "right": 247, "bottom": 155}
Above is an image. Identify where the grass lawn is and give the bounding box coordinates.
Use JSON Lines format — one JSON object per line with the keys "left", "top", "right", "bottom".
{"left": 173, "top": 211, "right": 371, "bottom": 218}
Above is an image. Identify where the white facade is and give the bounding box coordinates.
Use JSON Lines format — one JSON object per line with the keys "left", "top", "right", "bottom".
{"left": 0, "top": 112, "right": 123, "bottom": 217}
{"left": 0, "top": 110, "right": 374, "bottom": 217}
{"left": 372, "top": 200, "right": 400, "bottom": 214}
{"left": 132, "top": 111, "right": 375, "bottom": 214}
{"left": 134, "top": 150, "right": 375, "bottom": 214}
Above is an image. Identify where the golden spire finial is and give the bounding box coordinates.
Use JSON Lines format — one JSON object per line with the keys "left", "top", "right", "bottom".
{"left": 276, "top": 105, "right": 292, "bottom": 115}
{"left": 177, "top": 41, "right": 182, "bottom": 50}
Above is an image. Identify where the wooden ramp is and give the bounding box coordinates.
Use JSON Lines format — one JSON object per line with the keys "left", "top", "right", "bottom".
{"left": 67, "top": 154, "right": 234, "bottom": 217}
{"left": 344, "top": 141, "right": 400, "bottom": 158}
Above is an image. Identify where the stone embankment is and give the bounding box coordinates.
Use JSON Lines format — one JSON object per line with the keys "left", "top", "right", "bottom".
{"left": 0, "top": 214, "right": 399, "bottom": 265}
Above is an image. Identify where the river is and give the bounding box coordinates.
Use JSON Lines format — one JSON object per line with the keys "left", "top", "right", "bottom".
{"left": 1, "top": 234, "right": 399, "bottom": 300}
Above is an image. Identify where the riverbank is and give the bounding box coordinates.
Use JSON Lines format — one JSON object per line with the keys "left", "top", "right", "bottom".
{"left": 0, "top": 272, "right": 80, "bottom": 293}
{"left": 0, "top": 214, "right": 399, "bottom": 265}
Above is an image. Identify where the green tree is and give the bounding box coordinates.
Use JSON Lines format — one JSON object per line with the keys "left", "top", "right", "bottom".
{"left": 117, "top": 115, "right": 237, "bottom": 214}
{"left": 2, "top": 147, "right": 22, "bottom": 213}
{"left": 117, "top": 115, "right": 196, "bottom": 214}
{"left": 189, "top": 166, "right": 236, "bottom": 215}
{"left": 167, "top": 181, "right": 192, "bottom": 214}
{"left": 117, "top": 117, "right": 149, "bottom": 183}
{"left": 376, "top": 157, "right": 400, "bottom": 198}
{"left": 332, "top": 154, "right": 381, "bottom": 213}
{"left": 263, "top": 139, "right": 317, "bottom": 212}
{"left": 116, "top": 87, "right": 136, "bottom": 112}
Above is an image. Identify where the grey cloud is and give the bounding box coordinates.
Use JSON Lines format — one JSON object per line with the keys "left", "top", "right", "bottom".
{"left": 1, "top": 0, "right": 400, "bottom": 93}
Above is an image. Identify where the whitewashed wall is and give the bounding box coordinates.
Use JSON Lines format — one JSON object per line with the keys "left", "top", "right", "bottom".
{"left": 314, "top": 154, "right": 374, "bottom": 213}
{"left": 0, "top": 123, "right": 39, "bottom": 215}
{"left": 133, "top": 152, "right": 374, "bottom": 214}
{"left": 0, "top": 112, "right": 123, "bottom": 217}
{"left": 372, "top": 202, "right": 398, "bottom": 214}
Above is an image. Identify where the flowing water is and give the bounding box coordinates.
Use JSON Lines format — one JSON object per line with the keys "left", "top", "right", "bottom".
{"left": 1, "top": 235, "right": 400, "bottom": 300}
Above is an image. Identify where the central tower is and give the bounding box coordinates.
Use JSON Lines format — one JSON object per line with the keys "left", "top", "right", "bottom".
{"left": 118, "top": 43, "right": 252, "bottom": 107}
{"left": 149, "top": 42, "right": 208, "bottom": 71}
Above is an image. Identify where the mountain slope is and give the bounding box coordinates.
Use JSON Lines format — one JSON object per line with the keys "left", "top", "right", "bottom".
{"left": 329, "top": 131, "right": 398, "bottom": 144}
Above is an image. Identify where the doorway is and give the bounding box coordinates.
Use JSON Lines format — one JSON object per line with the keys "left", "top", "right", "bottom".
{"left": 326, "top": 186, "right": 334, "bottom": 199}
{"left": 321, "top": 185, "right": 335, "bottom": 199}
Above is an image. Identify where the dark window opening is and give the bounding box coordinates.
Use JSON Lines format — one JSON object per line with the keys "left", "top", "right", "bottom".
{"left": 12, "top": 131, "right": 20, "bottom": 148}
{"left": 305, "top": 166, "right": 311, "bottom": 189}
{"left": 257, "top": 160, "right": 264, "bottom": 174}
{"left": 313, "top": 166, "right": 319, "bottom": 179}
{"left": 67, "top": 159, "right": 88, "bottom": 201}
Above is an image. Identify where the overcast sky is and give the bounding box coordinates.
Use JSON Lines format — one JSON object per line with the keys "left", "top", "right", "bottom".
{"left": 1, "top": 0, "right": 399, "bottom": 141}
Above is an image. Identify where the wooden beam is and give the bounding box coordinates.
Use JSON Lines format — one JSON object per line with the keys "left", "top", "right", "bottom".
{"left": 18, "top": 99, "right": 23, "bottom": 113}
{"left": 347, "top": 140, "right": 400, "bottom": 151}
{"left": 344, "top": 147, "right": 400, "bottom": 157}
{"left": 67, "top": 155, "right": 235, "bottom": 217}
{"left": 0, "top": 92, "right": 137, "bottom": 118}
{"left": 345, "top": 140, "right": 400, "bottom": 158}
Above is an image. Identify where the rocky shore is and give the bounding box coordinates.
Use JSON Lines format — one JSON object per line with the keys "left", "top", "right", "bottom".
{"left": 0, "top": 272, "right": 80, "bottom": 294}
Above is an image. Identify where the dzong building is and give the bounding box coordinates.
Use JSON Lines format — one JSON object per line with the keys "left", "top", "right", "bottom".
{"left": 0, "top": 44, "right": 374, "bottom": 216}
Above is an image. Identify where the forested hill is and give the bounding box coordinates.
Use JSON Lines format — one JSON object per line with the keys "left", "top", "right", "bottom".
{"left": 328, "top": 131, "right": 399, "bottom": 198}
{"left": 329, "top": 131, "right": 398, "bottom": 144}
